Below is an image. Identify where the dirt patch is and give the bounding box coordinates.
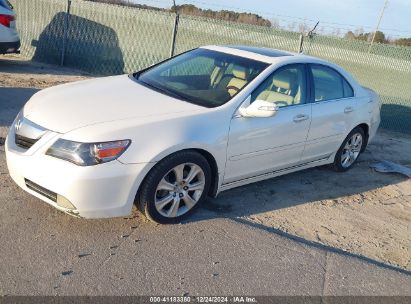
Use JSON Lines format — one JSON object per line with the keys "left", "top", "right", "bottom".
{"left": 1, "top": 54, "right": 410, "bottom": 271}
{"left": 0, "top": 54, "right": 90, "bottom": 88}
{"left": 215, "top": 130, "right": 411, "bottom": 270}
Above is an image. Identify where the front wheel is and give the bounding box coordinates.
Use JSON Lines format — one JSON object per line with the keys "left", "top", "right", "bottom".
{"left": 332, "top": 127, "right": 365, "bottom": 172}
{"left": 137, "top": 151, "right": 211, "bottom": 224}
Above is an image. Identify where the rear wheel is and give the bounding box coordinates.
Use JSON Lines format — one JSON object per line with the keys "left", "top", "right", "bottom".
{"left": 332, "top": 127, "right": 365, "bottom": 172}
{"left": 138, "top": 151, "right": 211, "bottom": 224}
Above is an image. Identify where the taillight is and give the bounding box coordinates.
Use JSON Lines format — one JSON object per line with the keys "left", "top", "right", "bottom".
{"left": 0, "top": 14, "right": 14, "bottom": 28}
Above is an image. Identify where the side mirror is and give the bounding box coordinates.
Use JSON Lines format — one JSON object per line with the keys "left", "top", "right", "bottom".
{"left": 239, "top": 99, "right": 279, "bottom": 118}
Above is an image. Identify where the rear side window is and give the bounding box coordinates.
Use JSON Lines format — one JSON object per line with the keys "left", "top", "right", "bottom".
{"left": 343, "top": 78, "right": 354, "bottom": 98}
{"left": 311, "top": 65, "right": 352, "bottom": 102}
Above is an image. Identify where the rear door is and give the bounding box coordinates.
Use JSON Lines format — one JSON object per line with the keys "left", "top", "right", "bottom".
{"left": 301, "top": 64, "right": 356, "bottom": 163}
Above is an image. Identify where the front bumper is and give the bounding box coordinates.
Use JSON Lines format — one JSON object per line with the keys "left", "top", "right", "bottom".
{"left": 0, "top": 40, "right": 20, "bottom": 54}
{"left": 5, "top": 126, "right": 153, "bottom": 219}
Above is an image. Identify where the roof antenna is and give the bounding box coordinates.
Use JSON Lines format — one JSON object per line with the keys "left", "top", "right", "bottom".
{"left": 307, "top": 21, "right": 319, "bottom": 38}
{"left": 299, "top": 21, "right": 319, "bottom": 54}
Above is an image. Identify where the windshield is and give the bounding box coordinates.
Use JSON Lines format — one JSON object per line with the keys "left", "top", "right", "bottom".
{"left": 134, "top": 48, "right": 269, "bottom": 108}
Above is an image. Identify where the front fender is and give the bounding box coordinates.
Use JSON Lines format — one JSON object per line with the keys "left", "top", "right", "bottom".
{"left": 62, "top": 110, "right": 230, "bottom": 174}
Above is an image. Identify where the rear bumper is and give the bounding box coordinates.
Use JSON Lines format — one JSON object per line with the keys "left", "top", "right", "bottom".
{"left": 0, "top": 40, "right": 20, "bottom": 54}
{"left": 368, "top": 114, "right": 381, "bottom": 143}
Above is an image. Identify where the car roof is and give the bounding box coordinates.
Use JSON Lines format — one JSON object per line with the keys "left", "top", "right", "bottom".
{"left": 201, "top": 45, "right": 329, "bottom": 66}
{"left": 224, "top": 45, "right": 292, "bottom": 58}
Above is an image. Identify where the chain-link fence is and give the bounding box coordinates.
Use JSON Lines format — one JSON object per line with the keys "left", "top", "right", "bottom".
{"left": 13, "top": 0, "right": 175, "bottom": 73}
{"left": 9, "top": 0, "right": 411, "bottom": 133}
{"left": 304, "top": 34, "right": 411, "bottom": 133}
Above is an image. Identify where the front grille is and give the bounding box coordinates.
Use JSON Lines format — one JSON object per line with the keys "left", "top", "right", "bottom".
{"left": 15, "top": 134, "right": 38, "bottom": 150}
{"left": 25, "top": 179, "right": 57, "bottom": 202}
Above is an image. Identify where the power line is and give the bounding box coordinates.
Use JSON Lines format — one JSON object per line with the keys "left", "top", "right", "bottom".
{"left": 181, "top": 0, "right": 411, "bottom": 35}
{"left": 133, "top": 0, "right": 411, "bottom": 36}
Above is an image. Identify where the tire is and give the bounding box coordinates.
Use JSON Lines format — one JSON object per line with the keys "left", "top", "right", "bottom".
{"left": 332, "top": 127, "right": 365, "bottom": 172}
{"left": 137, "top": 151, "right": 211, "bottom": 224}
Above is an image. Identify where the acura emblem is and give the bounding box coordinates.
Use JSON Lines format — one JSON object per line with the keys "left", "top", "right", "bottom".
{"left": 15, "top": 119, "right": 23, "bottom": 132}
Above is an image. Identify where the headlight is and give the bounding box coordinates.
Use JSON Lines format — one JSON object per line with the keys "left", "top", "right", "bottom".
{"left": 46, "top": 139, "right": 131, "bottom": 166}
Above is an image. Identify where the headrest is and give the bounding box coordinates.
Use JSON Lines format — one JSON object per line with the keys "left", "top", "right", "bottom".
{"left": 232, "top": 65, "right": 247, "bottom": 80}
{"left": 272, "top": 70, "right": 292, "bottom": 90}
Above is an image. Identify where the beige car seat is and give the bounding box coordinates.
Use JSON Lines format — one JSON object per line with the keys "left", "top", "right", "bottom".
{"left": 256, "top": 70, "right": 299, "bottom": 106}
{"left": 226, "top": 65, "right": 248, "bottom": 96}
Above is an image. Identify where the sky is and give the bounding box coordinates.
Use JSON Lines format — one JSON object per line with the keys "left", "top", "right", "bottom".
{"left": 131, "top": 0, "right": 411, "bottom": 38}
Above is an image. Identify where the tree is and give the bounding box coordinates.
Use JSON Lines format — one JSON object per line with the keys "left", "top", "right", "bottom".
{"left": 343, "top": 30, "right": 391, "bottom": 44}
{"left": 371, "top": 31, "right": 387, "bottom": 43}
{"left": 394, "top": 38, "right": 411, "bottom": 47}
{"left": 83, "top": 1, "right": 272, "bottom": 26}
{"left": 174, "top": 4, "right": 271, "bottom": 27}
{"left": 344, "top": 31, "right": 355, "bottom": 40}
{"left": 357, "top": 32, "right": 370, "bottom": 41}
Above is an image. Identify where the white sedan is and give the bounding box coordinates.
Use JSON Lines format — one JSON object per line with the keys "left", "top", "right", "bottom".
{"left": 5, "top": 45, "right": 381, "bottom": 223}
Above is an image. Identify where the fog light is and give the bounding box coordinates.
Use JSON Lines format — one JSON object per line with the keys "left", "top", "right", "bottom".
{"left": 57, "top": 195, "right": 76, "bottom": 210}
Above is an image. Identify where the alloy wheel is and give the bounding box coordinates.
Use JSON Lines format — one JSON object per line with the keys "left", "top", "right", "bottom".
{"left": 154, "top": 163, "right": 205, "bottom": 218}
{"left": 341, "top": 133, "right": 363, "bottom": 168}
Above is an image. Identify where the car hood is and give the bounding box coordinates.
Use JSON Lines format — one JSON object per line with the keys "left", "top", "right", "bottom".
{"left": 23, "top": 75, "right": 204, "bottom": 133}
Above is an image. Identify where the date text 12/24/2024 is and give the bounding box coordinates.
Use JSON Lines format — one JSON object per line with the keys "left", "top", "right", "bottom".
{"left": 149, "top": 297, "right": 257, "bottom": 303}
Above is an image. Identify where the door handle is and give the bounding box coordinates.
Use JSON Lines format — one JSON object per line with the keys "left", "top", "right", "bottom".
{"left": 344, "top": 106, "right": 354, "bottom": 113}
{"left": 293, "top": 114, "right": 309, "bottom": 122}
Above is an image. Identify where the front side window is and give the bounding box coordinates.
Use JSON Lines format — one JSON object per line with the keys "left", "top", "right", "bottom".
{"left": 311, "top": 65, "right": 353, "bottom": 102}
{"left": 251, "top": 64, "right": 307, "bottom": 108}
{"left": 135, "top": 48, "right": 268, "bottom": 108}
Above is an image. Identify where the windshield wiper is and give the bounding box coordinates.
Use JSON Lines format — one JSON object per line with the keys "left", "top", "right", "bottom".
{"left": 138, "top": 79, "right": 195, "bottom": 103}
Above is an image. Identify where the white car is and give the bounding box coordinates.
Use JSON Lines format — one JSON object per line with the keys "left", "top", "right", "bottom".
{"left": 5, "top": 45, "right": 380, "bottom": 223}
{"left": 0, "top": 0, "right": 19, "bottom": 54}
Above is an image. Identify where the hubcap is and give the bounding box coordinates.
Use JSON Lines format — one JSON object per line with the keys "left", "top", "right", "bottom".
{"left": 154, "top": 163, "right": 205, "bottom": 218}
{"left": 341, "top": 133, "right": 363, "bottom": 168}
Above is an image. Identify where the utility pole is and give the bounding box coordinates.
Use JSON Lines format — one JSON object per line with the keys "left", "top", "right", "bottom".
{"left": 368, "top": 0, "right": 388, "bottom": 53}
{"left": 169, "top": 0, "right": 179, "bottom": 57}
{"left": 61, "top": 0, "right": 72, "bottom": 66}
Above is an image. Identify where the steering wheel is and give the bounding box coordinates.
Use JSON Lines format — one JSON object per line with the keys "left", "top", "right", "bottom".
{"left": 226, "top": 85, "right": 240, "bottom": 94}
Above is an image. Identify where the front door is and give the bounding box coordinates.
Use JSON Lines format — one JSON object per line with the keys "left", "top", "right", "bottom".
{"left": 224, "top": 64, "right": 312, "bottom": 183}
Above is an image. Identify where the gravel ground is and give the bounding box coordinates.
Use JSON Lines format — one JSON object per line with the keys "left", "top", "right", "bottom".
{"left": 0, "top": 55, "right": 410, "bottom": 295}
{"left": 0, "top": 55, "right": 89, "bottom": 140}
